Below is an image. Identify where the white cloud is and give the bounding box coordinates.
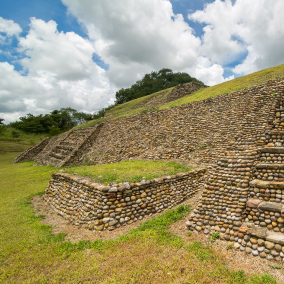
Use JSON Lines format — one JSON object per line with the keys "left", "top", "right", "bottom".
{"left": 8, "top": 0, "right": 284, "bottom": 123}
{"left": 19, "top": 18, "right": 96, "bottom": 80}
{"left": 62, "top": 0, "right": 226, "bottom": 87}
{"left": 189, "top": 0, "right": 284, "bottom": 75}
{"left": 0, "top": 17, "right": 22, "bottom": 37}
{"left": 0, "top": 19, "right": 115, "bottom": 123}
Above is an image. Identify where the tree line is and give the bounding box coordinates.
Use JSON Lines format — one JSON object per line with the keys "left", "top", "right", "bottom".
{"left": 2, "top": 108, "right": 93, "bottom": 136}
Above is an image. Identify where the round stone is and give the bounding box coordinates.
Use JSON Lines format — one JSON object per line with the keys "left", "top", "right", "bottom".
{"left": 275, "top": 244, "right": 282, "bottom": 252}
{"left": 258, "top": 239, "right": 265, "bottom": 246}
{"left": 245, "top": 247, "right": 252, "bottom": 254}
{"left": 250, "top": 238, "right": 258, "bottom": 244}
{"left": 265, "top": 241, "right": 275, "bottom": 250}
{"left": 257, "top": 247, "right": 265, "bottom": 252}
{"left": 252, "top": 250, "right": 259, "bottom": 256}
{"left": 234, "top": 243, "right": 241, "bottom": 249}
{"left": 271, "top": 250, "right": 280, "bottom": 257}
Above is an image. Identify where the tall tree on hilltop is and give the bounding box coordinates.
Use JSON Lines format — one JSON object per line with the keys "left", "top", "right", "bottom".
{"left": 115, "top": 68, "right": 204, "bottom": 105}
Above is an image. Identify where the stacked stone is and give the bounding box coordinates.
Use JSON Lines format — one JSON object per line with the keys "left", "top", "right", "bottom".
{"left": 45, "top": 168, "right": 206, "bottom": 231}
{"left": 36, "top": 124, "right": 104, "bottom": 168}
{"left": 186, "top": 80, "right": 284, "bottom": 261}
{"left": 12, "top": 137, "right": 51, "bottom": 164}
{"left": 14, "top": 78, "right": 284, "bottom": 169}
{"left": 227, "top": 224, "right": 284, "bottom": 261}
{"left": 165, "top": 82, "right": 207, "bottom": 103}
{"left": 186, "top": 149, "right": 258, "bottom": 234}
{"left": 89, "top": 82, "right": 274, "bottom": 166}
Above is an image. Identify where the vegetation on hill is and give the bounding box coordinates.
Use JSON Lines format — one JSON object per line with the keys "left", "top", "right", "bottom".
{"left": 78, "top": 63, "right": 284, "bottom": 129}
{"left": 159, "top": 63, "right": 284, "bottom": 109}
{"left": 115, "top": 68, "right": 203, "bottom": 105}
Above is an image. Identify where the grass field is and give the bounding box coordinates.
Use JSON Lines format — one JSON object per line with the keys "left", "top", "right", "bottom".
{"left": 0, "top": 145, "right": 279, "bottom": 283}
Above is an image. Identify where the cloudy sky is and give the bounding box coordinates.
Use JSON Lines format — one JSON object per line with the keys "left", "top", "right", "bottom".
{"left": 1, "top": 0, "right": 284, "bottom": 123}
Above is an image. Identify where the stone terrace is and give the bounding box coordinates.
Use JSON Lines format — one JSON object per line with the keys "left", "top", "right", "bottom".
{"left": 87, "top": 79, "right": 284, "bottom": 166}
{"left": 186, "top": 79, "right": 284, "bottom": 261}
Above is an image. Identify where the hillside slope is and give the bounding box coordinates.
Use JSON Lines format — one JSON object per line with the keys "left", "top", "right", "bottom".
{"left": 13, "top": 63, "right": 284, "bottom": 167}
{"left": 79, "top": 63, "right": 284, "bottom": 129}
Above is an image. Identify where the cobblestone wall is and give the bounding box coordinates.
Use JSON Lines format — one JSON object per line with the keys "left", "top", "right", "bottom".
{"left": 45, "top": 168, "right": 206, "bottom": 231}
{"left": 186, "top": 79, "right": 284, "bottom": 261}
{"left": 87, "top": 80, "right": 284, "bottom": 165}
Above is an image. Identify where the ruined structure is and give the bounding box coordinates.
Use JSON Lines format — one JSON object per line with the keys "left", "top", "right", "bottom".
{"left": 13, "top": 76, "right": 284, "bottom": 261}
{"left": 45, "top": 168, "right": 206, "bottom": 231}
{"left": 186, "top": 79, "right": 284, "bottom": 262}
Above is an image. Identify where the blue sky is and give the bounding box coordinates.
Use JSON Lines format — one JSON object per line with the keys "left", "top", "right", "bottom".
{"left": 0, "top": 0, "right": 284, "bottom": 123}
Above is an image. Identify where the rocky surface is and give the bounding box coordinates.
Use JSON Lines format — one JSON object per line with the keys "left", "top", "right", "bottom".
{"left": 12, "top": 137, "right": 51, "bottom": 164}
{"left": 44, "top": 168, "right": 206, "bottom": 231}
{"left": 187, "top": 79, "right": 284, "bottom": 262}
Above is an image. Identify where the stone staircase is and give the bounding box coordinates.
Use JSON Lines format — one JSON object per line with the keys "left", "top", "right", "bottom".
{"left": 186, "top": 81, "right": 284, "bottom": 261}
{"left": 240, "top": 96, "right": 284, "bottom": 259}
{"left": 37, "top": 123, "right": 104, "bottom": 167}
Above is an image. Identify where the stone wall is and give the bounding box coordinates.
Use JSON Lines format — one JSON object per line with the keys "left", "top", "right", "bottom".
{"left": 87, "top": 80, "right": 284, "bottom": 165}
{"left": 186, "top": 79, "right": 284, "bottom": 261}
{"left": 165, "top": 82, "right": 207, "bottom": 102}
{"left": 45, "top": 168, "right": 206, "bottom": 231}
{"left": 12, "top": 137, "right": 51, "bottom": 164}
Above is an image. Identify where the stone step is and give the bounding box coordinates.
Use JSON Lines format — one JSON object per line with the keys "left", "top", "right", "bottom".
{"left": 266, "top": 231, "right": 284, "bottom": 245}
{"left": 259, "top": 147, "right": 284, "bottom": 154}
{"left": 49, "top": 152, "right": 64, "bottom": 160}
{"left": 56, "top": 145, "right": 74, "bottom": 151}
{"left": 255, "top": 163, "right": 284, "bottom": 170}
{"left": 247, "top": 199, "right": 284, "bottom": 212}
{"left": 60, "top": 141, "right": 78, "bottom": 146}
{"left": 250, "top": 179, "right": 284, "bottom": 189}
{"left": 247, "top": 226, "right": 284, "bottom": 245}
{"left": 54, "top": 146, "right": 73, "bottom": 155}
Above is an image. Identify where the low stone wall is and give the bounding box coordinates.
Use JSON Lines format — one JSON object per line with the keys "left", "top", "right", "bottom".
{"left": 44, "top": 168, "right": 206, "bottom": 231}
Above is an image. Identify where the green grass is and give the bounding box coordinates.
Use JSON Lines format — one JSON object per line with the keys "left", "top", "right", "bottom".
{"left": 76, "top": 88, "right": 173, "bottom": 129}
{"left": 159, "top": 63, "right": 284, "bottom": 110}
{"left": 64, "top": 160, "right": 193, "bottom": 184}
{"left": 77, "top": 63, "right": 284, "bottom": 130}
{"left": 0, "top": 141, "right": 32, "bottom": 154}
{"left": 0, "top": 143, "right": 280, "bottom": 283}
{"left": 0, "top": 126, "right": 48, "bottom": 144}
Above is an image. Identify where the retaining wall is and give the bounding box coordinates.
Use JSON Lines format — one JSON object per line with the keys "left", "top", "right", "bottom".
{"left": 45, "top": 168, "right": 206, "bottom": 231}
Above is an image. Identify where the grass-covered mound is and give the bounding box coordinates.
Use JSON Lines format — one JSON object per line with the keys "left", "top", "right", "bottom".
{"left": 78, "top": 63, "right": 284, "bottom": 129}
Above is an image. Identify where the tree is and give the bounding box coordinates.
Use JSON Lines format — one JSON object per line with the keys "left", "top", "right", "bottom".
{"left": 115, "top": 68, "right": 204, "bottom": 105}
{"left": 9, "top": 108, "right": 93, "bottom": 135}
{"left": 0, "top": 118, "right": 6, "bottom": 135}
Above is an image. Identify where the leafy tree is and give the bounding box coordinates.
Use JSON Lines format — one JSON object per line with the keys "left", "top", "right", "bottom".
{"left": 115, "top": 68, "right": 204, "bottom": 104}
{"left": 0, "top": 118, "right": 6, "bottom": 135}
{"left": 9, "top": 108, "right": 94, "bottom": 135}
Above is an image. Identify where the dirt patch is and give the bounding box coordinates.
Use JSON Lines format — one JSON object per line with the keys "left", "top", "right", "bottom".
{"left": 32, "top": 193, "right": 284, "bottom": 283}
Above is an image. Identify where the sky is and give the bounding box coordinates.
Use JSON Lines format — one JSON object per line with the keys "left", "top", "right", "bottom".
{"left": 1, "top": 0, "right": 284, "bottom": 123}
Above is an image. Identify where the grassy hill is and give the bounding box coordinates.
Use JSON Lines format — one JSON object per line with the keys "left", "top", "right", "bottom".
{"left": 78, "top": 63, "right": 284, "bottom": 129}
{"left": 1, "top": 64, "right": 283, "bottom": 282}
